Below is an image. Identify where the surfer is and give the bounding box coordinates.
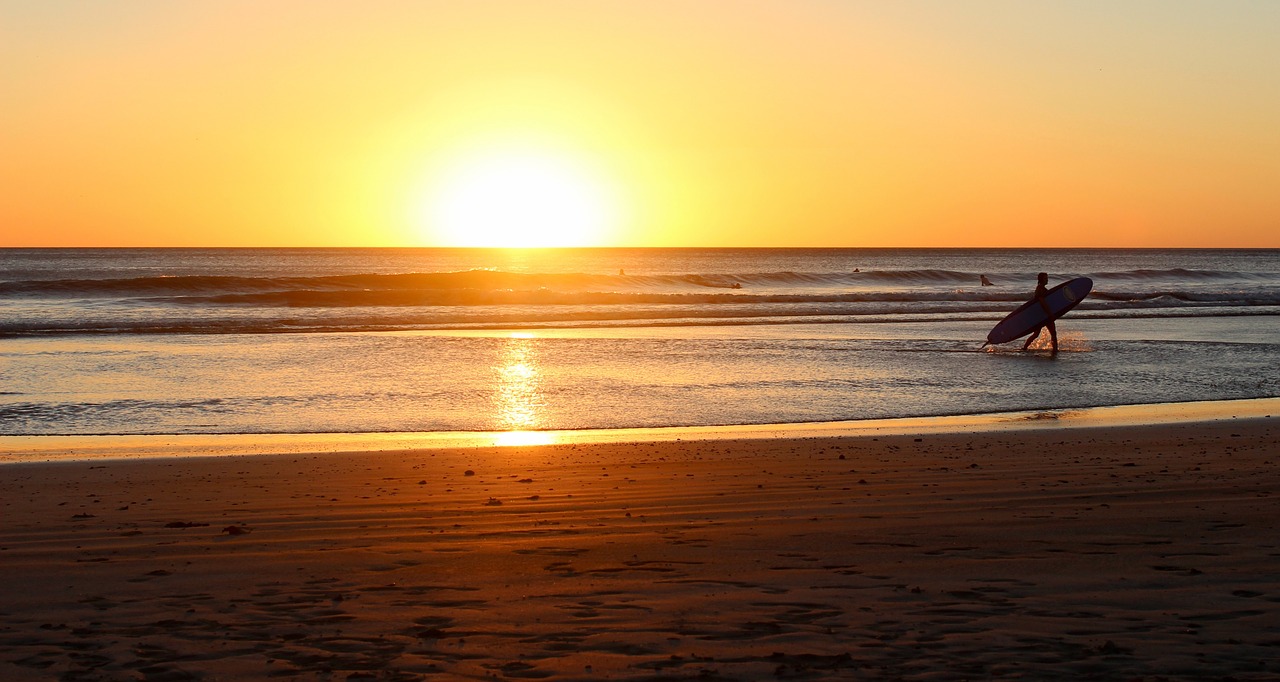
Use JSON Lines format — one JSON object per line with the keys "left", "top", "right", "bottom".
{"left": 980, "top": 275, "right": 993, "bottom": 286}
{"left": 1021, "top": 272, "right": 1058, "bottom": 352}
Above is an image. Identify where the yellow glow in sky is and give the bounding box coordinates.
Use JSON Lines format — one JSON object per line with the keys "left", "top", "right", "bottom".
{"left": 2, "top": 1, "right": 1279, "bottom": 247}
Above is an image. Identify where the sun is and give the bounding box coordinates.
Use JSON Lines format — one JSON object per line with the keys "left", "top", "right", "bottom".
{"left": 422, "top": 147, "right": 620, "bottom": 247}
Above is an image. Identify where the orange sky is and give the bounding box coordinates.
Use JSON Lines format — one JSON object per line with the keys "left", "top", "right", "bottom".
{"left": 3, "top": 1, "right": 1279, "bottom": 247}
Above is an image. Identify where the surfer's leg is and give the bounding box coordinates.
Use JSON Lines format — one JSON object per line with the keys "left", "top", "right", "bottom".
{"left": 1022, "top": 327, "right": 1041, "bottom": 350}
{"left": 1047, "top": 319, "right": 1058, "bottom": 352}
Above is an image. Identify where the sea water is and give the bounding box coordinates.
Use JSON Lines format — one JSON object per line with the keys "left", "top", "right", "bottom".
{"left": 2, "top": 248, "right": 1277, "bottom": 435}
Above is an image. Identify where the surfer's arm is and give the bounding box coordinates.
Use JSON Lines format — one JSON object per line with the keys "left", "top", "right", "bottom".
{"left": 1033, "top": 286, "right": 1052, "bottom": 315}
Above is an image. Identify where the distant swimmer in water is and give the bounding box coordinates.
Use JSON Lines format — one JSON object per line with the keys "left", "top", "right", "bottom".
{"left": 980, "top": 275, "right": 993, "bottom": 286}
{"left": 731, "top": 282, "right": 742, "bottom": 289}
{"left": 1022, "top": 272, "right": 1058, "bottom": 352}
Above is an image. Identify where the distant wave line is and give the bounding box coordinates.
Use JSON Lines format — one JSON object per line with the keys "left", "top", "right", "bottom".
{"left": 142, "top": 288, "right": 1280, "bottom": 308}
{"left": 4, "top": 267, "right": 1276, "bottom": 298}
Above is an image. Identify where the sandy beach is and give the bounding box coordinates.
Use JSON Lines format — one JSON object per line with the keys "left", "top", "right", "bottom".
{"left": 2, "top": 416, "right": 1278, "bottom": 680}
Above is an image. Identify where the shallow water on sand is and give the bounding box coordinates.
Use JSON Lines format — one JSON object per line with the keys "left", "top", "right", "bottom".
{"left": 2, "top": 316, "right": 1275, "bottom": 435}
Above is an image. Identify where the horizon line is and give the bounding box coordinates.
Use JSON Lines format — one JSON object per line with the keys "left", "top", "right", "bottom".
{"left": 4, "top": 244, "right": 1278, "bottom": 250}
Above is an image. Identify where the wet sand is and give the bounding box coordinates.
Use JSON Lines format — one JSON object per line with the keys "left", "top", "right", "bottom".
{"left": 2, "top": 418, "right": 1278, "bottom": 680}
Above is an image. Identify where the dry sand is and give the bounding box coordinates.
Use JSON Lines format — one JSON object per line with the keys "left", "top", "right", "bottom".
{"left": 2, "top": 418, "right": 1278, "bottom": 680}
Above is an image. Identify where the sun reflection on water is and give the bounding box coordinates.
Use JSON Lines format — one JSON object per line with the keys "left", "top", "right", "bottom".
{"left": 492, "top": 334, "right": 545, "bottom": 432}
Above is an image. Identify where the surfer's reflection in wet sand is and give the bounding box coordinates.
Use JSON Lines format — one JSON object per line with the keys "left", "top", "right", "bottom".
{"left": 1022, "top": 272, "right": 1059, "bottom": 353}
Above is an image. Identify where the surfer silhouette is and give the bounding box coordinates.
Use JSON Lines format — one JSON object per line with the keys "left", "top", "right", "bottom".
{"left": 980, "top": 274, "right": 993, "bottom": 286}
{"left": 1022, "top": 272, "right": 1058, "bottom": 352}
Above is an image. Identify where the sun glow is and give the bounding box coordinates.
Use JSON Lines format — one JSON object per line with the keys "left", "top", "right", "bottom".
{"left": 422, "top": 147, "right": 620, "bottom": 248}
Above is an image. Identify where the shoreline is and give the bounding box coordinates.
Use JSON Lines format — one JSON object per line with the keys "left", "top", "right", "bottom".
{"left": 2, "top": 396, "right": 1277, "bottom": 463}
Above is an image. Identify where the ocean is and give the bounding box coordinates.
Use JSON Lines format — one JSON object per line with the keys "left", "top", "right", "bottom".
{"left": 2, "top": 248, "right": 1277, "bottom": 436}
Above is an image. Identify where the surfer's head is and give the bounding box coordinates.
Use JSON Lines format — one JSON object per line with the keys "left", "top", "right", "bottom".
{"left": 1037, "top": 272, "right": 1048, "bottom": 284}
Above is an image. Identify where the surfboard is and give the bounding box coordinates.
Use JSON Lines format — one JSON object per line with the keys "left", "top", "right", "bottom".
{"left": 985, "top": 277, "right": 1093, "bottom": 346}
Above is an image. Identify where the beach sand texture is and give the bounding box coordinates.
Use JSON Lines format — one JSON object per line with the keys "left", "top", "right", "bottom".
{"left": 2, "top": 420, "right": 1278, "bottom": 680}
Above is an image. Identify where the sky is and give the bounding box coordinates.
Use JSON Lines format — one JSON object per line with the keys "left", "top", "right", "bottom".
{"left": 3, "top": 0, "right": 1279, "bottom": 248}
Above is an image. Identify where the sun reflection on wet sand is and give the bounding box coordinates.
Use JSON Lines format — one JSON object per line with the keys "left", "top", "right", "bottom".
{"left": 3, "top": 397, "right": 1278, "bottom": 461}
{"left": 492, "top": 334, "right": 545, "bottom": 432}
{"left": 493, "top": 430, "right": 558, "bottom": 447}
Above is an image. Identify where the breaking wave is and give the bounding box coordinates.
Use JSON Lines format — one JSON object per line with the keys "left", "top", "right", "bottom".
{"left": 3, "top": 262, "right": 1277, "bottom": 336}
